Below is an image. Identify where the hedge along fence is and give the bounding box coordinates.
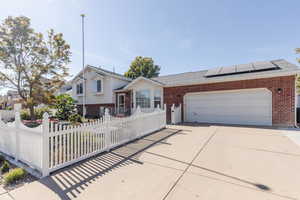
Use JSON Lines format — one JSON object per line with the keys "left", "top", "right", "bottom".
{"left": 0, "top": 105, "right": 166, "bottom": 177}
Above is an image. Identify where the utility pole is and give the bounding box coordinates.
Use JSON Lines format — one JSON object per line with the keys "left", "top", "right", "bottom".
{"left": 81, "top": 14, "right": 86, "bottom": 118}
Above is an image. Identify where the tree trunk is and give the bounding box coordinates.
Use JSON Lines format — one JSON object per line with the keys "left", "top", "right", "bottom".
{"left": 29, "top": 105, "right": 35, "bottom": 120}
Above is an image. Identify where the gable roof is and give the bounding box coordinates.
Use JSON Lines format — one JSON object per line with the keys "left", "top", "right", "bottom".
{"left": 72, "top": 65, "right": 132, "bottom": 82}
{"left": 121, "top": 76, "right": 164, "bottom": 91}
{"left": 152, "top": 59, "right": 300, "bottom": 87}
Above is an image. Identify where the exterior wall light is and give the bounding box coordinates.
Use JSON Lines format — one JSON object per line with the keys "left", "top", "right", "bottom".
{"left": 277, "top": 88, "right": 283, "bottom": 94}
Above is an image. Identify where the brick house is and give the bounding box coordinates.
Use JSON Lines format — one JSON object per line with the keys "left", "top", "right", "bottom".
{"left": 72, "top": 59, "right": 299, "bottom": 127}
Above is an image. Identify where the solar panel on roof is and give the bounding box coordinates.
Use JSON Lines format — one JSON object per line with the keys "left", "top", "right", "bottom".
{"left": 205, "top": 67, "right": 222, "bottom": 77}
{"left": 204, "top": 61, "right": 280, "bottom": 77}
{"left": 236, "top": 63, "right": 254, "bottom": 73}
{"left": 252, "top": 61, "right": 275, "bottom": 70}
{"left": 219, "top": 65, "right": 236, "bottom": 74}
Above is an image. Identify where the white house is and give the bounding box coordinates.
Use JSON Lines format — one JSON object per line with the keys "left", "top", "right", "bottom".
{"left": 70, "top": 59, "right": 300, "bottom": 127}
{"left": 71, "top": 65, "right": 131, "bottom": 117}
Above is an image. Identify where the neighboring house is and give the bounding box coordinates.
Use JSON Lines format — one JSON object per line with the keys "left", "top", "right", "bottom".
{"left": 6, "top": 90, "right": 23, "bottom": 108}
{"left": 55, "top": 82, "right": 73, "bottom": 96}
{"left": 73, "top": 59, "right": 300, "bottom": 127}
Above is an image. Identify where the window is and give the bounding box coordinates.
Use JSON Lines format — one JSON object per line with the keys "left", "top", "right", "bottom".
{"left": 154, "top": 90, "right": 161, "bottom": 108}
{"left": 96, "top": 80, "right": 102, "bottom": 93}
{"left": 76, "top": 83, "right": 83, "bottom": 94}
{"left": 136, "top": 90, "right": 150, "bottom": 108}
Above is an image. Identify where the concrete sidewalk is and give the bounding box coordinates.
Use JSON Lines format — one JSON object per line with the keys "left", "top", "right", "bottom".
{"left": 1, "top": 124, "right": 300, "bottom": 200}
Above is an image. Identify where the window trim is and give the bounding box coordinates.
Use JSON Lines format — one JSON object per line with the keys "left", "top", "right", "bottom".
{"left": 135, "top": 89, "right": 151, "bottom": 108}
{"left": 93, "top": 78, "right": 104, "bottom": 95}
{"left": 76, "top": 82, "right": 84, "bottom": 96}
{"left": 154, "top": 89, "right": 162, "bottom": 108}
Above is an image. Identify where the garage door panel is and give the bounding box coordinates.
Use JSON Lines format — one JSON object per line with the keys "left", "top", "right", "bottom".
{"left": 184, "top": 89, "right": 272, "bottom": 126}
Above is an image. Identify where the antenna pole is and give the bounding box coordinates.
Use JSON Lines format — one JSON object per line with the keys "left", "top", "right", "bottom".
{"left": 81, "top": 14, "right": 86, "bottom": 118}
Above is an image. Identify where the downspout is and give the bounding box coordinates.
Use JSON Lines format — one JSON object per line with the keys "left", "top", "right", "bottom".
{"left": 294, "top": 74, "right": 299, "bottom": 128}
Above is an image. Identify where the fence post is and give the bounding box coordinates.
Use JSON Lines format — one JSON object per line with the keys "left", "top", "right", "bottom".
{"left": 179, "top": 104, "right": 182, "bottom": 123}
{"left": 42, "top": 112, "right": 50, "bottom": 177}
{"left": 104, "top": 108, "right": 111, "bottom": 151}
{"left": 14, "top": 104, "right": 21, "bottom": 162}
{"left": 171, "top": 104, "right": 175, "bottom": 125}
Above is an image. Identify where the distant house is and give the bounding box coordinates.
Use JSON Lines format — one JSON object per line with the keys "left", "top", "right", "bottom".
{"left": 55, "top": 82, "right": 73, "bottom": 96}
{"left": 5, "top": 90, "right": 22, "bottom": 108}
{"left": 71, "top": 59, "right": 300, "bottom": 127}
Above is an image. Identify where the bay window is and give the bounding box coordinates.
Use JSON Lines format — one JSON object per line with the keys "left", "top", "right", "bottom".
{"left": 136, "top": 90, "right": 150, "bottom": 108}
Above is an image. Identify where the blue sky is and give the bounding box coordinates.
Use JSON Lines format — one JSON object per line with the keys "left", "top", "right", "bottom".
{"left": 1, "top": 0, "right": 300, "bottom": 78}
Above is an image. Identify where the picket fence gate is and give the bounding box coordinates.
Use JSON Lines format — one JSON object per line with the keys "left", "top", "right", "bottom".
{"left": 0, "top": 105, "right": 166, "bottom": 177}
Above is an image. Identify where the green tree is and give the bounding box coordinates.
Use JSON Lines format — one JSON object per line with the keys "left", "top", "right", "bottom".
{"left": 296, "top": 48, "right": 300, "bottom": 93}
{"left": 53, "top": 94, "right": 77, "bottom": 121}
{"left": 0, "top": 16, "right": 71, "bottom": 119}
{"left": 124, "top": 56, "right": 160, "bottom": 79}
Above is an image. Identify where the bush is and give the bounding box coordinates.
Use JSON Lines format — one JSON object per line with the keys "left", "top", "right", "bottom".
{"left": 35, "top": 107, "right": 52, "bottom": 119}
{"left": 1, "top": 161, "right": 10, "bottom": 173}
{"left": 0, "top": 155, "right": 5, "bottom": 164}
{"left": 68, "top": 113, "right": 82, "bottom": 124}
{"left": 20, "top": 109, "right": 31, "bottom": 120}
{"left": 3, "top": 168, "right": 26, "bottom": 185}
{"left": 21, "top": 107, "right": 52, "bottom": 120}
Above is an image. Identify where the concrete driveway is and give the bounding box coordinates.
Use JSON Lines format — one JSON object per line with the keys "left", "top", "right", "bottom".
{"left": 2, "top": 124, "right": 300, "bottom": 200}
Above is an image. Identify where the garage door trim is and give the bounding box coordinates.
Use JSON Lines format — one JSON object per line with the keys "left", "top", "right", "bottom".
{"left": 183, "top": 88, "right": 272, "bottom": 125}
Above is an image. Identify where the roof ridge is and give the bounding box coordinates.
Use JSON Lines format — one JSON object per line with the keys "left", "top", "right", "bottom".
{"left": 87, "top": 65, "right": 132, "bottom": 80}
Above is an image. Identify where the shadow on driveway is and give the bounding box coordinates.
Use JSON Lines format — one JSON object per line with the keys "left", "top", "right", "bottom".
{"left": 38, "top": 128, "right": 182, "bottom": 200}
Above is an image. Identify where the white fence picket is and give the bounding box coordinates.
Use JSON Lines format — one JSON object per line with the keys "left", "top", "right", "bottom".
{"left": 0, "top": 105, "right": 166, "bottom": 177}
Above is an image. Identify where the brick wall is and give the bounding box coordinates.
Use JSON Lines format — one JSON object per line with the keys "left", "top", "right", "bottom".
{"left": 77, "top": 104, "right": 115, "bottom": 118}
{"left": 115, "top": 91, "right": 132, "bottom": 114}
{"left": 164, "top": 75, "right": 296, "bottom": 127}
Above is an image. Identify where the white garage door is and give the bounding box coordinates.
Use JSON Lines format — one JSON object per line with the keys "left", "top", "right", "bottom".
{"left": 184, "top": 88, "right": 272, "bottom": 126}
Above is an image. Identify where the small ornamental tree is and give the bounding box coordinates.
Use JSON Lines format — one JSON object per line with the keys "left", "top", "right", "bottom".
{"left": 0, "top": 16, "right": 71, "bottom": 119}
{"left": 54, "top": 94, "right": 77, "bottom": 120}
{"left": 124, "top": 56, "right": 160, "bottom": 79}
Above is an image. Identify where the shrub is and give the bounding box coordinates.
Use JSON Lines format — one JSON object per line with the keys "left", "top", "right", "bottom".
{"left": 35, "top": 107, "right": 52, "bottom": 119}
{"left": 3, "top": 168, "right": 26, "bottom": 185}
{"left": 1, "top": 161, "right": 10, "bottom": 173}
{"left": 20, "top": 109, "right": 31, "bottom": 120}
{"left": 21, "top": 107, "right": 52, "bottom": 120}
{"left": 54, "top": 94, "right": 77, "bottom": 120}
{"left": 68, "top": 113, "right": 82, "bottom": 124}
{"left": 6, "top": 106, "right": 13, "bottom": 110}
{"left": 0, "top": 155, "right": 5, "bottom": 164}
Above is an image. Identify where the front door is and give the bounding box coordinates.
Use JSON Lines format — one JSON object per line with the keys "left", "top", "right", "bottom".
{"left": 117, "top": 94, "right": 125, "bottom": 114}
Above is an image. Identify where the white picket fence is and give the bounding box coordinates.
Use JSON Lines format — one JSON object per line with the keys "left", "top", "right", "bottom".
{"left": 171, "top": 104, "right": 182, "bottom": 124}
{"left": 0, "top": 106, "right": 166, "bottom": 177}
{"left": 0, "top": 110, "right": 15, "bottom": 121}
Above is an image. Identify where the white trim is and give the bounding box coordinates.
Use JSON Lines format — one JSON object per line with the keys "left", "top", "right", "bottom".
{"left": 92, "top": 78, "right": 104, "bottom": 95}
{"left": 117, "top": 93, "right": 126, "bottom": 112}
{"left": 183, "top": 88, "right": 272, "bottom": 125}
{"left": 123, "top": 77, "right": 164, "bottom": 90}
{"left": 71, "top": 66, "right": 131, "bottom": 83}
